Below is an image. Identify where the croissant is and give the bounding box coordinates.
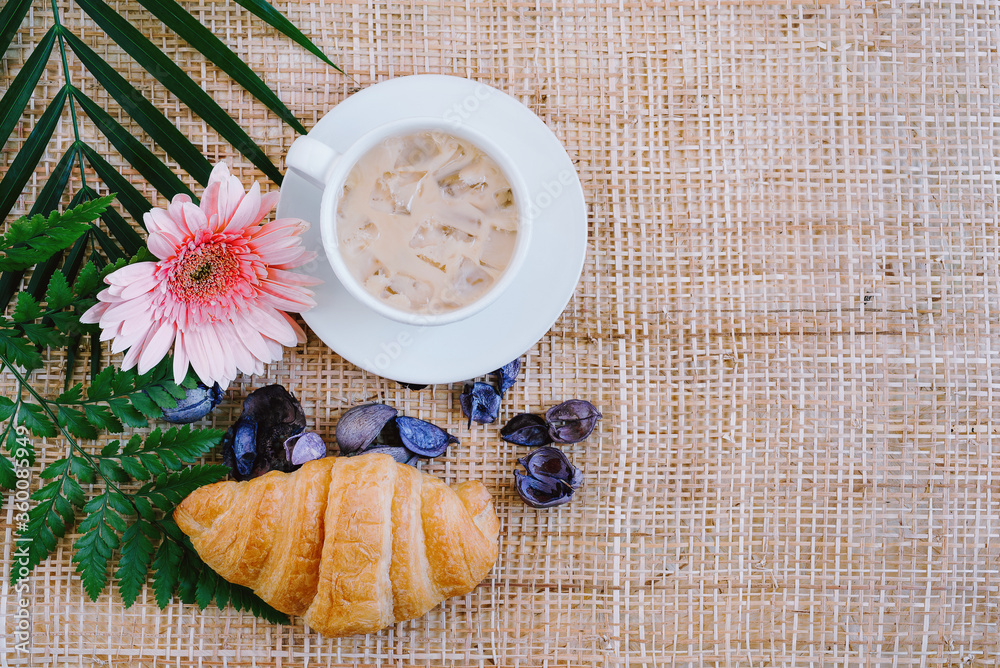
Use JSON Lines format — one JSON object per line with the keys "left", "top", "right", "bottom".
{"left": 173, "top": 452, "right": 500, "bottom": 637}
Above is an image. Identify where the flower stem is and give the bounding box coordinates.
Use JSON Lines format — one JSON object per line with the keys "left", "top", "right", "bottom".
{"left": 50, "top": 0, "right": 88, "bottom": 188}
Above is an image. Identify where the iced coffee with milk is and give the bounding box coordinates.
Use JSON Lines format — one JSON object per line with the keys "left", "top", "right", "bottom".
{"left": 335, "top": 131, "right": 518, "bottom": 314}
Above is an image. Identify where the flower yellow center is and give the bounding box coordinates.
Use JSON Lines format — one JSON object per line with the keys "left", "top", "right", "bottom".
{"left": 170, "top": 243, "right": 241, "bottom": 302}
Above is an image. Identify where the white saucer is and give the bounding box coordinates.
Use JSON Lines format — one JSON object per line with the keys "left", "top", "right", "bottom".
{"left": 276, "top": 75, "right": 587, "bottom": 385}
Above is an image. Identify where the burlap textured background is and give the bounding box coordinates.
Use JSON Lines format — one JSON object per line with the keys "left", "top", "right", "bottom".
{"left": 3, "top": 0, "right": 1000, "bottom": 665}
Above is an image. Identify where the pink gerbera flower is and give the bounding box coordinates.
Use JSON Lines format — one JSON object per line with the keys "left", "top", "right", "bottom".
{"left": 81, "top": 163, "right": 319, "bottom": 388}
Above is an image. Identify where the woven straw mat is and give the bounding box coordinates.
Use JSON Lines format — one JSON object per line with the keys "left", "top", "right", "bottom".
{"left": 3, "top": 0, "right": 1000, "bottom": 666}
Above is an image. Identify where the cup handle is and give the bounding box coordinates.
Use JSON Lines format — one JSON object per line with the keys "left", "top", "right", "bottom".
{"left": 286, "top": 135, "right": 342, "bottom": 189}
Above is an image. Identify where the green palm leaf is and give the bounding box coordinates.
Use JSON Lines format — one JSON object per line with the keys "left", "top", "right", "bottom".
{"left": 80, "top": 144, "right": 154, "bottom": 224}
{"left": 0, "top": 87, "right": 68, "bottom": 223}
{"left": 22, "top": 190, "right": 99, "bottom": 304}
{"left": 75, "top": 0, "right": 283, "bottom": 183}
{"left": 0, "top": 26, "right": 57, "bottom": 151}
{"left": 0, "top": 146, "right": 79, "bottom": 311}
{"left": 0, "top": 0, "right": 34, "bottom": 58}
{"left": 24, "top": 252, "right": 65, "bottom": 304}
{"left": 72, "top": 87, "right": 195, "bottom": 202}
{"left": 60, "top": 230, "right": 93, "bottom": 287}
{"left": 134, "top": 0, "right": 307, "bottom": 135}
{"left": 232, "top": 0, "right": 343, "bottom": 73}
{"left": 29, "top": 146, "right": 79, "bottom": 219}
{"left": 63, "top": 31, "right": 214, "bottom": 188}
{"left": 90, "top": 225, "right": 126, "bottom": 264}
{"left": 97, "top": 205, "right": 144, "bottom": 257}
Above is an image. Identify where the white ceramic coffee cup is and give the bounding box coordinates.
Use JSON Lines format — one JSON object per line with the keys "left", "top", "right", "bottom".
{"left": 285, "top": 118, "right": 532, "bottom": 327}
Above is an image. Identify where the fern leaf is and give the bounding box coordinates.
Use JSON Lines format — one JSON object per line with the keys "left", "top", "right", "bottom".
{"left": 116, "top": 519, "right": 157, "bottom": 607}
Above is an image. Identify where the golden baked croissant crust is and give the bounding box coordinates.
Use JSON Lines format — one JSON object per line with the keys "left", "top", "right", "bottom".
{"left": 173, "top": 452, "right": 500, "bottom": 637}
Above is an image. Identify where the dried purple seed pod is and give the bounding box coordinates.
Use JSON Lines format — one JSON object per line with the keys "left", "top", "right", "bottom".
{"left": 283, "top": 431, "right": 328, "bottom": 466}
{"left": 396, "top": 416, "right": 459, "bottom": 458}
{"left": 459, "top": 382, "right": 501, "bottom": 427}
{"left": 159, "top": 382, "right": 224, "bottom": 424}
{"left": 232, "top": 415, "right": 258, "bottom": 478}
{"left": 336, "top": 403, "right": 398, "bottom": 454}
{"left": 514, "top": 446, "right": 582, "bottom": 508}
{"left": 491, "top": 358, "right": 522, "bottom": 396}
{"left": 220, "top": 384, "right": 306, "bottom": 480}
{"left": 365, "top": 445, "right": 417, "bottom": 466}
{"left": 500, "top": 413, "right": 552, "bottom": 447}
{"left": 545, "top": 400, "right": 602, "bottom": 444}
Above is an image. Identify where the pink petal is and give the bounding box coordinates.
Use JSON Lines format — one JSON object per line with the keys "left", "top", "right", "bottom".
{"left": 118, "top": 273, "right": 160, "bottom": 301}
{"left": 194, "top": 326, "right": 226, "bottom": 385}
{"left": 197, "top": 322, "right": 238, "bottom": 383}
{"left": 99, "top": 321, "right": 124, "bottom": 342}
{"left": 272, "top": 252, "right": 318, "bottom": 271}
{"left": 258, "top": 280, "right": 316, "bottom": 311}
{"left": 280, "top": 311, "right": 307, "bottom": 344}
{"left": 111, "top": 320, "right": 152, "bottom": 355}
{"left": 79, "top": 301, "right": 109, "bottom": 325}
{"left": 231, "top": 314, "right": 273, "bottom": 362}
{"left": 254, "top": 245, "right": 310, "bottom": 267}
{"left": 143, "top": 208, "right": 184, "bottom": 245}
{"left": 137, "top": 322, "right": 176, "bottom": 374}
{"left": 245, "top": 305, "right": 298, "bottom": 347}
{"left": 261, "top": 335, "right": 284, "bottom": 360}
{"left": 173, "top": 331, "right": 189, "bottom": 384}
{"left": 101, "top": 295, "right": 156, "bottom": 326}
{"left": 180, "top": 201, "right": 210, "bottom": 235}
{"left": 106, "top": 262, "right": 158, "bottom": 286}
{"left": 147, "top": 232, "right": 179, "bottom": 260}
{"left": 166, "top": 195, "right": 194, "bottom": 236}
{"left": 250, "top": 218, "right": 308, "bottom": 245}
{"left": 121, "top": 326, "right": 158, "bottom": 371}
{"left": 210, "top": 321, "right": 249, "bottom": 376}
{"left": 217, "top": 175, "right": 246, "bottom": 227}
{"left": 223, "top": 181, "right": 261, "bottom": 234}
{"left": 207, "top": 162, "right": 230, "bottom": 187}
{"left": 200, "top": 181, "right": 221, "bottom": 222}
{"left": 251, "top": 191, "right": 281, "bottom": 226}
{"left": 268, "top": 267, "right": 323, "bottom": 287}
{"left": 184, "top": 327, "right": 214, "bottom": 386}
{"left": 120, "top": 311, "right": 156, "bottom": 339}
{"left": 214, "top": 329, "right": 239, "bottom": 383}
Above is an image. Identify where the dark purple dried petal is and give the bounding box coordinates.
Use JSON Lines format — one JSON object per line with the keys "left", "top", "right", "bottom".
{"left": 545, "top": 400, "right": 602, "bottom": 443}
{"left": 221, "top": 384, "right": 306, "bottom": 480}
{"left": 233, "top": 416, "right": 258, "bottom": 479}
{"left": 514, "top": 470, "right": 573, "bottom": 508}
{"left": 243, "top": 384, "right": 306, "bottom": 429}
{"left": 500, "top": 413, "right": 552, "bottom": 447}
{"left": 336, "top": 403, "right": 398, "bottom": 454}
{"left": 519, "top": 447, "right": 582, "bottom": 489}
{"left": 160, "top": 382, "right": 224, "bottom": 424}
{"left": 514, "top": 446, "right": 582, "bottom": 508}
{"left": 395, "top": 416, "right": 458, "bottom": 458}
{"left": 284, "top": 431, "right": 327, "bottom": 465}
{"left": 491, "top": 358, "right": 522, "bottom": 396}
{"left": 364, "top": 445, "right": 414, "bottom": 465}
{"left": 459, "top": 382, "right": 501, "bottom": 427}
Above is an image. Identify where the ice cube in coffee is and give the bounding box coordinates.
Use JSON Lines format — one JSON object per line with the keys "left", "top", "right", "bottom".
{"left": 336, "top": 131, "right": 518, "bottom": 314}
